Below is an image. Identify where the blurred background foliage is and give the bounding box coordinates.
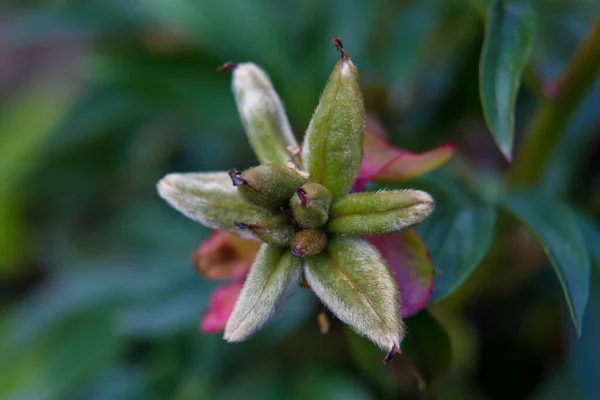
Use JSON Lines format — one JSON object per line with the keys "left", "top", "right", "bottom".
{"left": 1, "top": 0, "right": 599, "bottom": 399}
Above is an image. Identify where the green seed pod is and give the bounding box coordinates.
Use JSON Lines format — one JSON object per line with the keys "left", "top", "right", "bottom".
{"left": 304, "top": 236, "right": 404, "bottom": 353}
{"left": 302, "top": 39, "right": 365, "bottom": 201}
{"left": 290, "top": 183, "right": 332, "bottom": 229}
{"left": 235, "top": 214, "right": 295, "bottom": 247}
{"left": 229, "top": 164, "right": 307, "bottom": 210}
{"left": 157, "top": 172, "right": 263, "bottom": 240}
{"left": 291, "top": 229, "right": 328, "bottom": 259}
{"left": 327, "top": 190, "right": 434, "bottom": 236}
{"left": 231, "top": 62, "right": 301, "bottom": 167}
{"left": 224, "top": 244, "right": 302, "bottom": 342}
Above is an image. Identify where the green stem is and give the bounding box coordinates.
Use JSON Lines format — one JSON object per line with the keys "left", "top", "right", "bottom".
{"left": 510, "top": 12, "right": 600, "bottom": 186}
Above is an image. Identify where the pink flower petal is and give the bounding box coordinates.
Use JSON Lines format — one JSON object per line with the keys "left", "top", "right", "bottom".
{"left": 368, "top": 230, "right": 434, "bottom": 318}
{"left": 355, "top": 119, "right": 454, "bottom": 190}
{"left": 192, "top": 229, "right": 261, "bottom": 280}
{"left": 200, "top": 282, "right": 244, "bottom": 333}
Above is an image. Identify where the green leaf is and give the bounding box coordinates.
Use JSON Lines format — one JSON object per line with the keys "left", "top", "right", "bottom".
{"left": 500, "top": 191, "right": 590, "bottom": 334}
{"left": 575, "top": 213, "right": 600, "bottom": 267}
{"left": 304, "top": 237, "right": 403, "bottom": 353}
{"left": 157, "top": 172, "right": 264, "bottom": 239}
{"left": 327, "top": 190, "right": 434, "bottom": 237}
{"left": 479, "top": 0, "right": 535, "bottom": 160}
{"left": 224, "top": 244, "right": 302, "bottom": 342}
{"left": 232, "top": 63, "right": 300, "bottom": 167}
{"left": 302, "top": 55, "right": 365, "bottom": 201}
{"left": 571, "top": 268, "right": 600, "bottom": 397}
{"left": 418, "top": 203, "right": 496, "bottom": 302}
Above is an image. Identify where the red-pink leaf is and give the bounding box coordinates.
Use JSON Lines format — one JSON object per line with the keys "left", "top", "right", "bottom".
{"left": 200, "top": 282, "right": 244, "bottom": 333}
{"left": 368, "top": 231, "right": 434, "bottom": 318}
{"left": 192, "top": 229, "right": 260, "bottom": 280}
{"left": 355, "top": 119, "right": 454, "bottom": 190}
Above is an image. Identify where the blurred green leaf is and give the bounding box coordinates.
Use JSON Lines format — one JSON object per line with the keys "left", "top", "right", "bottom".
{"left": 501, "top": 191, "right": 590, "bottom": 334}
{"left": 418, "top": 203, "right": 496, "bottom": 302}
{"left": 570, "top": 268, "right": 600, "bottom": 399}
{"left": 7, "top": 257, "right": 197, "bottom": 347}
{"left": 75, "top": 365, "right": 149, "bottom": 400}
{"left": 1, "top": 311, "right": 123, "bottom": 400}
{"left": 345, "top": 328, "right": 399, "bottom": 394}
{"left": 534, "top": 370, "right": 582, "bottom": 400}
{"left": 212, "top": 363, "right": 284, "bottom": 400}
{"left": 403, "top": 311, "right": 453, "bottom": 383}
{"left": 116, "top": 285, "right": 209, "bottom": 338}
{"left": 290, "top": 370, "right": 375, "bottom": 400}
{"left": 142, "top": 0, "right": 293, "bottom": 69}
{"left": 479, "top": 0, "right": 535, "bottom": 160}
{"left": 0, "top": 79, "right": 77, "bottom": 272}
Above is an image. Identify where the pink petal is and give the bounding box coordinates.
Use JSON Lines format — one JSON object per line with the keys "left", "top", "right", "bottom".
{"left": 200, "top": 282, "right": 244, "bottom": 333}
{"left": 355, "top": 119, "right": 454, "bottom": 190}
{"left": 192, "top": 229, "right": 261, "bottom": 280}
{"left": 368, "top": 231, "right": 434, "bottom": 318}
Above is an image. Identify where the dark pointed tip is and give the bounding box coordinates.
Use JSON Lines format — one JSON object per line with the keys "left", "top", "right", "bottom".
{"left": 234, "top": 222, "right": 251, "bottom": 229}
{"left": 382, "top": 344, "right": 397, "bottom": 364}
{"left": 331, "top": 37, "right": 343, "bottom": 50}
{"left": 228, "top": 169, "right": 246, "bottom": 186}
{"left": 291, "top": 246, "right": 305, "bottom": 259}
{"left": 296, "top": 188, "right": 309, "bottom": 207}
{"left": 331, "top": 37, "right": 349, "bottom": 60}
{"left": 217, "top": 62, "right": 237, "bottom": 73}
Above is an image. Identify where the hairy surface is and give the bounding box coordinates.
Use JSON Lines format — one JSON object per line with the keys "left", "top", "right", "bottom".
{"left": 233, "top": 63, "right": 300, "bottom": 167}
{"left": 327, "top": 190, "right": 434, "bottom": 236}
{"left": 224, "top": 244, "right": 302, "bottom": 342}
{"left": 304, "top": 237, "right": 404, "bottom": 351}
{"left": 157, "top": 172, "right": 263, "bottom": 239}
{"left": 302, "top": 59, "right": 364, "bottom": 201}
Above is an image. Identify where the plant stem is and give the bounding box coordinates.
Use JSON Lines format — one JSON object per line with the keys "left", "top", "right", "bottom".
{"left": 510, "top": 12, "right": 600, "bottom": 186}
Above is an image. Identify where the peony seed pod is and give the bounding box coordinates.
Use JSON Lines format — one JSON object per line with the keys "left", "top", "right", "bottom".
{"left": 229, "top": 164, "right": 307, "bottom": 210}
{"left": 290, "top": 182, "right": 332, "bottom": 229}
{"left": 327, "top": 190, "right": 434, "bottom": 236}
{"left": 291, "top": 229, "right": 328, "bottom": 259}
{"left": 235, "top": 214, "right": 295, "bottom": 247}
{"left": 231, "top": 63, "right": 301, "bottom": 167}
{"left": 302, "top": 39, "right": 365, "bottom": 201}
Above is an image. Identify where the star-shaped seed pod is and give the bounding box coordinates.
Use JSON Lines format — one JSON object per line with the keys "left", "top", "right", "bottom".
{"left": 157, "top": 38, "right": 434, "bottom": 362}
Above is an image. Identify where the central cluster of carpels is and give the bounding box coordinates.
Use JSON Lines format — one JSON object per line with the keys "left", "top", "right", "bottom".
{"left": 227, "top": 164, "right": 332, "bottom": 259}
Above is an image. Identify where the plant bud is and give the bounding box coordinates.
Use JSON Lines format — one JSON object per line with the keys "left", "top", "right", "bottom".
{"left": 291, "top": 229, "right": 328, "bottom": 259}
{"left": 327, "top": 190, "right": 435, "bottom": 236}
{"left": 290, "top": 183, "right": 332, "bottom": 229}
{"left": 229, "top": 164, "right": 307, "bottom": 210}
{"left": 232, "top": 63, "right": 301, "bottom": 167}
{"left": 302, "top": 39, "right": 365, "bottom": 201}
{"left": 235, "top": 214, "right": 295, "bottom": 247}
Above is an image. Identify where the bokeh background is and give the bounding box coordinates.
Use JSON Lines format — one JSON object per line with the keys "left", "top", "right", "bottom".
{"left": 1, "top": 0, "right": 599, "bottom": 399}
